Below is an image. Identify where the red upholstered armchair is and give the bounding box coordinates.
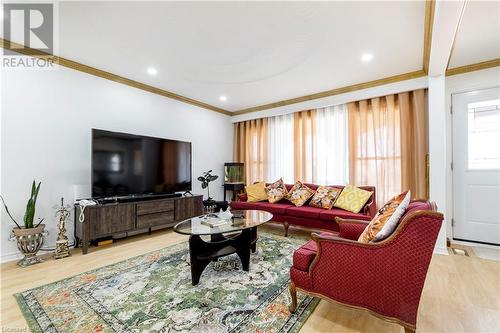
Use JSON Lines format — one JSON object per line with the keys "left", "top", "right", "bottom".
{"left": 289, "top": 200, "right": 443, "bottom": 333}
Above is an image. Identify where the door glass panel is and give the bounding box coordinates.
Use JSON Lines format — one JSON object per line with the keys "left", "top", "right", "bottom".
{"left": 467, "top": 99, "right": 500, "bottom": 169}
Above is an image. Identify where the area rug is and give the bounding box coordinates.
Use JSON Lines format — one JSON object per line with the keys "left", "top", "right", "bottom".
{"left": 15, "top": 233, "right": 319, "bottom": 333}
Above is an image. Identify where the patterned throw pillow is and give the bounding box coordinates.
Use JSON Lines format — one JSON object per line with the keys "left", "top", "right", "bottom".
{"left": 266, "top": 178, "right": 288, "bottom": 203}
{"left": 245, "top": 182, "right": 268, "bottom": 202}
{"left": 287, "top": 181, "right": 315, "bottom": 207}
{"left": 309, "top": 186, "right": 342, "bottom": 209}
{"left": 358, "top": 190, "right": 411, "bottom": 243}
{"left": 333, "top": 185, "right": 373, "bottom": 213}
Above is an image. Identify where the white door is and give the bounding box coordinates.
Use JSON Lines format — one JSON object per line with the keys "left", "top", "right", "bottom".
{"left": 452, "top": 86, "right": 500, "bottom": 245}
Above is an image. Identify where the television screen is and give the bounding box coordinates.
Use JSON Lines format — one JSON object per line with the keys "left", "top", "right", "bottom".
{"left": 92, "top": 129, "right": 192, "bottom": 198}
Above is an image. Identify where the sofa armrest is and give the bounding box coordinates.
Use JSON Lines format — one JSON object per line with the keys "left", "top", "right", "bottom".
{"left": 237, "top": 193, "right": 248, "bottom": 202}
{"left": 335, "top": 217, "right": 370, "bottom": 225}
{"left": 362, "top": 194, "right": 377, "bottom": 217}
{"left": 311, "top": 232, "right": 369, "bottom": 246}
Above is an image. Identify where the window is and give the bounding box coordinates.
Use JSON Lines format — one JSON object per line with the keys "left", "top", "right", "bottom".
{"left": 468, "top": 99, "right": 500, "bottom": 170}
{"left": 267, "top": 113, "right": 294, "bottom": 183}
{"left": 265, "top": 106, "right": 348, "bottom": 185}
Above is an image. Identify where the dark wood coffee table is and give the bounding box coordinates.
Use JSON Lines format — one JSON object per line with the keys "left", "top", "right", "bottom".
{"left": 174, "top": 210, "right": 273, "bottom": 285}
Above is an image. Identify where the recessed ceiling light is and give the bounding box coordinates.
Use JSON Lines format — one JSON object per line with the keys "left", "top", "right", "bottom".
{"left": 219, "top": 95, "right": 227, "bottom": 102}
{"left": 361, "top": 53, "right": 374, "bottom": 62}
{"left": 147, "top": 67, "right": 157, "bottom": 76}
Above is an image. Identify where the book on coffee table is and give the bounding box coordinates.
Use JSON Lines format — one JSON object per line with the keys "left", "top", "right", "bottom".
{"left": 201, "top": 218, "right": 229, "bottom": 228}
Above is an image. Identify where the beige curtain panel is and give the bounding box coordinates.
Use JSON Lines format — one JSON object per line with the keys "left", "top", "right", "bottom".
{"left": 233, "top": 118, "right": 268, "bottom": 185}
{"left": 399, "top": 89, "right": 429, "bottom": 199}
{"left": 294, "top": 110, "right": 316, "bottom": 182}
{"left": 347, "top": 89, "right": 428, "bottom": 206}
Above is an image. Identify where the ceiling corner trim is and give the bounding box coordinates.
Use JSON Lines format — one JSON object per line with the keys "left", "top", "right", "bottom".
{"left": 445, "top": 58, "right": 500, "bottom": 76}
{"left": 423, "top": 0, "right": 436, "bottom": 74}
{"left": 0, "top": 38, "right": 232, "bottom": 116}
{"left": 232, "top": 70, "right": 427, "bottom": 116}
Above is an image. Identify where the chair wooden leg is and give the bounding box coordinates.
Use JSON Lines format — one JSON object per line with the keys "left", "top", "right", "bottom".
{"left": 404, "top": 326, "right": 415, "bottom": 333}
{"left": 284, "top": 222, "right": 289, "bottom": 237}
{"left": 289, "top": 281, "right": 297, "bottom": 313}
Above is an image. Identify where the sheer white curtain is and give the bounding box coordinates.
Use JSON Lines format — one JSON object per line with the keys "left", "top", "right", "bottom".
{"left": 265, "top": 105, "right": 348, "bottom": 185}
{"left": 267, "top": 113, "right": 294, "bottom": 183}
{"left": 313, "top": 104, "right": 349, "bottom": 185}
{"left": 235, "top": 105, "right": 349, "bottom": 185}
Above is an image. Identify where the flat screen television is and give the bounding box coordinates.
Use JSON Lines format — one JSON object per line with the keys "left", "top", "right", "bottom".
{"left": 92, "top": 129, "right": 192, "bottom": 198}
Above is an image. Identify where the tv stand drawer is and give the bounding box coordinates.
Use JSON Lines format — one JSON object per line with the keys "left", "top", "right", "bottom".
{"left": 137, "top": 200, "right": 174, "bottom": 215}
{"left": 137, "top": 211, "right": 175, "bottom": 228}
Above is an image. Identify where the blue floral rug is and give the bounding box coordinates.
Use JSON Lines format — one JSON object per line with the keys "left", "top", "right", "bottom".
{"left": 15, "top": 233, "right": 318, "bottom": 332}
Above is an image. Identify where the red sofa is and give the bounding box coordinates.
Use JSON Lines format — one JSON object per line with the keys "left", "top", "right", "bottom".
{"left": 289, "top": 200, "right": 443, "bottom": 333}
{"left": 230, "top": 183, "right": 376, "bottom": 236}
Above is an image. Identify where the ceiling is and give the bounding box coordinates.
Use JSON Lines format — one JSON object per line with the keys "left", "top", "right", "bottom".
{"left": 448, "top": 0, "right": 500, "bottom": 68}
{"left": 52, "top": 1, "right": 424, "bottom": 112}
{"left": 2, "top": 1, "right": 496, "bottom": 114}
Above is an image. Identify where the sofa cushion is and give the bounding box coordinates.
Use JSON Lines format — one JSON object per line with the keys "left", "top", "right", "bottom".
{"left": 358, "top": 190, "right": 411, "bottom": 243}
{"left": 266, "top": 178, "right": 288, "bottom": 203}
{"left": 318, "top": 208, "right": 372, "bottom": 222}
{"left": 285, "top": 215, "right": 340, "bottom": 232}
{"left": 293, "top": 240, "right": 317, "bottom": 271}
{"left": 286, "top": 206, "right": 323, "bottom": 219}
{"left": 334, "top": 185, "right": 373, "bottom": 213}
{"left": 287, "top": 181, "right": 315, "bottom": 207}
{"left": 245, "top": 182, "right": 268, "bottom": 202}
{"left": 257, "top": 202, "right": 294, "bottom": 215}
{"left": 309, "top": 185, "right": 342, "bottom": 209}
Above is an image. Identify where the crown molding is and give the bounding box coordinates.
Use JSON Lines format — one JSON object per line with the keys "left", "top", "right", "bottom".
{"left": 423, "top": 0, "right": 436, "bottom": 74}
{"left": 0, "top": 38, "right": 232, "bottom": 116}
{"left": 232, "top": 70, "right": 427, "bottom": 115}
{"left": 445, "top": 58, "right": 500, "bottom": 76}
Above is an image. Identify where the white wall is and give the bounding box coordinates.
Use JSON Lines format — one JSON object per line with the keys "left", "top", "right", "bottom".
{"left": 0, "top": 65, "right": 233, "bottom": 262}
{"left": 445, "top": 67, "right": 500, "bottom": 240}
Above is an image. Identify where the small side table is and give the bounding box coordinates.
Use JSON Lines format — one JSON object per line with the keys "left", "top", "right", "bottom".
{"left": 223, "top": 183, "right": 245, "bottom": 201}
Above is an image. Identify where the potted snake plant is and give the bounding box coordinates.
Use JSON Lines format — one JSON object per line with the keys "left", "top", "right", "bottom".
{"left": 1, "top": 180, "right": 47, "bottom": 267}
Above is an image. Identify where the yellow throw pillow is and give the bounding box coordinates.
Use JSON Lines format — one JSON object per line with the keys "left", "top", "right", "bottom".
{"left": 287, "top": 181, "right": 315, "bottom": 207}
{"left": 266, "top": 178, "right": 288, "bottom": 203}
{"left": 358, "top": 191, "right": 410, "bottom": 243}
{"left": 309, "top": 186, "right": 342, "bottom": 209}
{"left": 245, "top": 182, "right": 268, "bottom": 202}
{"left": 333, "top": 185, "right": 373, "bottom": 213}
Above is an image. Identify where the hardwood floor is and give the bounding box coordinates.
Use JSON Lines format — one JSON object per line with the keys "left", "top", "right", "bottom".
{"left": 1, "top": 225, "right": 499, "bottom": 332}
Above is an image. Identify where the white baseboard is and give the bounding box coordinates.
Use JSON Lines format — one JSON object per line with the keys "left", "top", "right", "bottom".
{"left": 0, "top": 251, "right": 22, "bottom": 263}
{"left": 433, "top": 246, "right": 449, "bottom": 256}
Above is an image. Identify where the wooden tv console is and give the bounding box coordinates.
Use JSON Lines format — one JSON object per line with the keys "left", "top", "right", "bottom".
{"left": 74, "top": 195, "right": 203, "bottom": 254}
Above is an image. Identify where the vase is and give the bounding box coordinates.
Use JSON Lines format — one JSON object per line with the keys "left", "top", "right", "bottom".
{"left": 9, "top": 224, "right": 47, "bottom": 267}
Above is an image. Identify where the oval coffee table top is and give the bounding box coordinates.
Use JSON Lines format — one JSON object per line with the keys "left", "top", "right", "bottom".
{"left": 174, "top": 210, "right": 273, "bottom": 236}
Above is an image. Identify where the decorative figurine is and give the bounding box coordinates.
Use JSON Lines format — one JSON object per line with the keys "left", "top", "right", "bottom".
{"left": 198, "top": 170, "right": 219, "bottom": 201}
{"left": 53, "top": 197, "right": 72, "bottom": 259}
